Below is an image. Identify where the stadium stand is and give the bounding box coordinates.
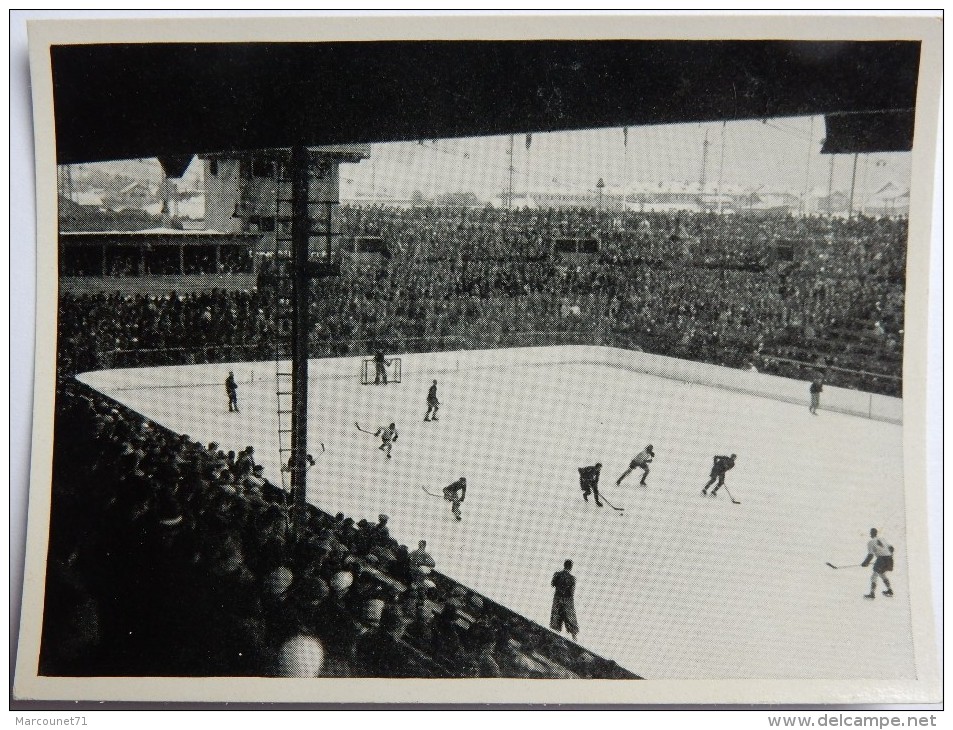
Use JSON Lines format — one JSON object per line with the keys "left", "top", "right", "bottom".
{"left": 59, "top": 207, "right": 905, "bottom": 395}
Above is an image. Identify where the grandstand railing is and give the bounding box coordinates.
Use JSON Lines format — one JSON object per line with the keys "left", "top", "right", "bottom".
{"left": 102, "top": 331, "right": 595, "bottom": 369}
{"left": 600, "top": 330, "right": 902, "bottom": 398}
{"left": 758, "top": 354, "right": 902, "bottom": 399}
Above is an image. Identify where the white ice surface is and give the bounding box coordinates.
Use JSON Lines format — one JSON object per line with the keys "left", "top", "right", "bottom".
{"left": 89, "top": 356, "right": 913, "bottom": 680}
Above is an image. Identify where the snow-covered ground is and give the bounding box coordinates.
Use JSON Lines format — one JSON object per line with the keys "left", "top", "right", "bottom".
{"left": 86, "top": 353, "right": 913, "bottom": 680}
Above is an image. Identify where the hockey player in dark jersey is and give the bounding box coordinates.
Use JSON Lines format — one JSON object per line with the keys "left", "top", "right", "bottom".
{"left": 578, "top": 463, "right": 603, "bottom": 507}
{"left": 862, "top": 528, "right": 895, "bottom": 599}
{"left": 809, "top": 377, "right": 824, "bottom": 415}
{"left": 616, "top": 445, "right": 654, "bottom": 487}
{"left": 550, "top": 559, "right": 579, "bottom": 641}
{"left": 443, "top": 477, "right": 467, "bottom": 521}
{"left": 424, "top": 380, "right": 440, "bottom": 421}
{"left": 225, "top": 371, "right": 239, "bottom": 413}
{"left": 702, "top": 453, "right": 737, "bottom": 496}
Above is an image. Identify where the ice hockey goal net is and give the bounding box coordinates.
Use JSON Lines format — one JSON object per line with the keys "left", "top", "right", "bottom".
{"left": 361, "top": 356, "right": 402, "bottom": 385}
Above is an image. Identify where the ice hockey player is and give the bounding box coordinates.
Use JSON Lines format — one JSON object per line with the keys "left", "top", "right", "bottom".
{"left": 375, "top": 423, "right": 398, "bottom": 458}
{"left": 862, "top": 528, "right": 895, "bottom": 599}
{"left": 578, "top": 463, "right": 603, "bottom": 507}
{"left": 550, "top": 559, "right": 579, "bottom": 641}
{"left": 374, "top": 350, "right": 392, "bottom": 386}
{"left": 225, "top": 371, "right": 239, "bottom": 413}
{"left": 809, "top": 376, "right": 824, "bottom": 415}
{"left": 424, "top": 380, "right": 440, "bottom": 422}
{"left": 702, "top": 453, "right": 737, "bottom": 496}
{"left": 616, "top": 445, "right": 654, "bottom": 487}
{"left": 442, "top": 477, "right": 467, "bottom": 521}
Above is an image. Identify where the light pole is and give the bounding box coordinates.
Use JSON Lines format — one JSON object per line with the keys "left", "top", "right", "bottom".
{"left": 596, "top": 178, "right": 605, "bottom": 211}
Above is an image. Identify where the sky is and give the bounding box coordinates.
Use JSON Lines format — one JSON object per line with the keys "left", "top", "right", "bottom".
{"left": 339, "top": 116, "right": 911, "bottom": 203}
{"left": 70, "top": 115, "right": 912, "bottom": 207}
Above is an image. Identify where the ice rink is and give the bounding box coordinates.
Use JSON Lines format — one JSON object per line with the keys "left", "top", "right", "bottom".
{"left": 83, "top": 351, "right": 913, "bottom": 680}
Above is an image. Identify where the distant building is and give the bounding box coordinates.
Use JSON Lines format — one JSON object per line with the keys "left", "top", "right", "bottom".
{"left": 175, "top": 191, "right": 206, "bottom": 223}
{"left": 502, "top": 187, "right": 624, "bottom": 210}
{"left": 341, "top": 193, "right": 419, "bottom": 208}
{"left": 103, "top": 181, "right": 158, "bottom": 212}
{"left": 863, "top": 182, "right": 909, "bottom": 217}
{"left": 73, "top": 191, "right": 105, "bottom": 208}
{"left": 201, "top": 145, "right": 371, "bottom": 252}
{"left": 812, "top": 190, "right": 851, "bottom": 216}
{"left": 502, "top": 182, "right": 798, "bottom": 215}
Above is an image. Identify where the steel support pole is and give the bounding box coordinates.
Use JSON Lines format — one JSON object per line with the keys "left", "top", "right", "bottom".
{"left": 848, "top": 152, "right": 859, "bottom": 218}
{"left": 290, "top": 145, "right": 311, "bottom": 529}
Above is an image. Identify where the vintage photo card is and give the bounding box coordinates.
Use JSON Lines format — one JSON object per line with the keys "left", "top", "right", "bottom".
{"left": 13, "top": 12, "right": 942, "bottom": 705}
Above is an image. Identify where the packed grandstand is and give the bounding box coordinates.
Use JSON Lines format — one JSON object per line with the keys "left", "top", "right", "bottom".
{"left": 59, "top": 206, "right": 905, "bottom": 394}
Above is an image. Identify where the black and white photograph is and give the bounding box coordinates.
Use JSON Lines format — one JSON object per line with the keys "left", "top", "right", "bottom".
{"left": 12, "top": 12, "right": 942, "bottom": 707}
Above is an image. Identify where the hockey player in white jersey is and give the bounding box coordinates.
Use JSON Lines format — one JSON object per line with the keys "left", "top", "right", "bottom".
{"left": 616, "top": 445, "right": 654, "bottom": 487}
{"left": 375, "top": 423, "right": 398, "bottom": 458}
{"left": 862, "top": 528, "right": 895, "bottom": 599}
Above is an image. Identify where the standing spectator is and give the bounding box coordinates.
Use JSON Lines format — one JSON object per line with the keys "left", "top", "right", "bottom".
{"left": 430, "top": 603, "right": 467, "bottom": 672}
{"left": 409, "top": 539, "right": 436, "bottom": 576}
{"left": 550, "top": 559, "right": 579, "bottom": 641}
{"left": 233, "top": 446, "right": 256, "bottom": 480}
{"left": 225, "top": 371, "right": 239, "bottom": 413}
{"left": 366, "top": 514, "right": 391, "bottom": 547}
{"left": 355, "top": 605, "right": 411, "bottom": 677}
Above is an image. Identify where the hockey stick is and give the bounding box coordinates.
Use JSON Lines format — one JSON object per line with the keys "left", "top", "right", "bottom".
{"left": 355, "top": 422, "right": 376, "bottom": 435}
{"left": 421, "top": 485, "right": 445, "bottom": 499}
{"left": 825, "top": 562, "right": 865, "bottom": 570}
{"left": 722, "top": 486, "right": 741, "bottom": 505}
{"left": 599, "top": 494, "right": 625, "bottom": 512}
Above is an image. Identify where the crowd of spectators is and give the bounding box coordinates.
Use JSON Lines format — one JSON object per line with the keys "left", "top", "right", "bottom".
{"left": 43, "top": 380, "right": 632, "bottom": 678}
{"left": 56, "top": 206, "right": 906, "bottom": 395}
{"left": 57, "top": 289, "right": 274, "bottom": 375}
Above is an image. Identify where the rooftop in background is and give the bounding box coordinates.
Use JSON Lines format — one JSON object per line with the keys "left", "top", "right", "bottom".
{"left": 61, "top": 228, "right": 249, "bottom": 236}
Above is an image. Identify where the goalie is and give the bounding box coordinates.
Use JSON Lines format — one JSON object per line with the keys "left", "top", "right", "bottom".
{"left": 373, "top": 349, "right": 392, "bottom": 386}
